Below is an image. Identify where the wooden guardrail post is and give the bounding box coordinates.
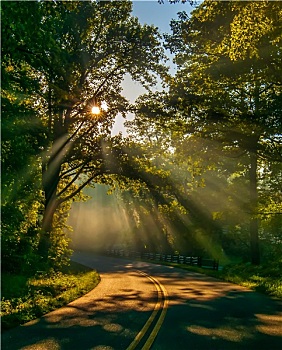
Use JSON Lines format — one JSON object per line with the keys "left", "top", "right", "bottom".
{"left": 197, "top": 256, "right": 202, "bottom": 267}
{"left": 155, "top": 253, "right": 161, "bottom": 261}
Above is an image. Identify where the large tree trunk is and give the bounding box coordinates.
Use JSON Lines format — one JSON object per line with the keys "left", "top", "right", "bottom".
{"left": 249, "top": 149, "right": 260, "bottom": 265}
{"left": 38, "top": 197, "right": 60, "bottom": 261}
{"left": 38, "top": 134, "right": 65, "bottom": 261}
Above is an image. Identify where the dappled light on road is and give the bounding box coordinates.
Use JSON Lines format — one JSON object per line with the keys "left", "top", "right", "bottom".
{"left": 21, "top": 338, "right": 61, "bottom": 350}
{"left": 2, "top": 254, "right": 282, "bottom": 350}
{"left": 256, "top": 313, "right": 282, "bottom": 336}
{"left": 187, "top": 324, "right": 253, "bottom": 342}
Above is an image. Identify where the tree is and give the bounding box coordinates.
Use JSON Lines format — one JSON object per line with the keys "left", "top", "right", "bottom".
{"left": 1, "top": 0, "right": 167, "bottom": 266}
{"left": 120, "top": 0, "right": 282, "bottom": 264}
{"left": 163, "top": 0, "right": 282, "bottom": 264}
{"left": 1, "top": 1, "right": 47, "bottom": 272}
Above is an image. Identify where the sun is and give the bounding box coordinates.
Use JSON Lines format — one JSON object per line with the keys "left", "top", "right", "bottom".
{"left": 91, "top": 102, "right": 108, "bottom": 115}
{"left": 91, "top": 106, "right": 101, "bottom": 115}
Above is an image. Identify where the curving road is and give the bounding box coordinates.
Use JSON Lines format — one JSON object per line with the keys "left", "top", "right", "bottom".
{"left": 2, "top": 252, "right": 282, "bottom": 350}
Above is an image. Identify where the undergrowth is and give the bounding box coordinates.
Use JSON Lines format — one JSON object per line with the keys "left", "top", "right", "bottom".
{"left": 219, "top": 260, "right": 282, "bottom": 298}
{"left": 1, "top": 261, "right": 100, "bottom": 331}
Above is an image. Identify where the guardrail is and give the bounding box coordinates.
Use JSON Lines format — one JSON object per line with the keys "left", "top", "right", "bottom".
{"left": 105, "top": 249, "right": 219, "bottom": 271}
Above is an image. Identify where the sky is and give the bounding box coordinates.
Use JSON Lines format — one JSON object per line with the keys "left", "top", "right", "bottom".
{"left": 132, "top": 0, "right": 192, "bottom": 40}
{"left": 111, "top": 0, "right": 194, "bottom": 135}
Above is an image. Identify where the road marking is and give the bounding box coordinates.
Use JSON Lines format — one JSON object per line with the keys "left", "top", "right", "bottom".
{"left": 126, "top": 271, "right": 168, "bottom": 350}
{"left": 141, "top": 277, "right": 168, "bottom": 350}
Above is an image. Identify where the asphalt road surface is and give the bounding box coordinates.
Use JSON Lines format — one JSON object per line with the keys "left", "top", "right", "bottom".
{"left": 2, "top": 252, "right": 282, "bottom": 350}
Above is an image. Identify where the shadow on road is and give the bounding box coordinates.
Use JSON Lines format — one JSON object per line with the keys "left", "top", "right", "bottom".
{"left": 2, "top": 254, "right": 282, "bottom": 350}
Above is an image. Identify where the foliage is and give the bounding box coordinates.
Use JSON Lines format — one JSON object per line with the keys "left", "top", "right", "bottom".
{"left": 1, "top": 0, "right": 167, "bottom": 270}
{"left": 125, "top": 0, "right": 282, "bottom": 264}
{"left": 69, "top": 0, "right": 282, "bottom": 265}
{"left": 48, "top": 200, "right": 74, "bottom": 270}
{"left": 220, "top": 260, "right": 282, "bottom": 299}
{"left": 2, "top": 0, "right": 281, "bottom": 270}
{"left": 1, "top": 262, "right": 100, "bottom": 331}
{"left": 1, "top": 27, "right": 45, "bottom": 272}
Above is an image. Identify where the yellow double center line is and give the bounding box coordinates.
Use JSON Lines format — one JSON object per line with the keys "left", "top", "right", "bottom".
{"left": 126, "top": 271, "right": 169, "bottom": 350}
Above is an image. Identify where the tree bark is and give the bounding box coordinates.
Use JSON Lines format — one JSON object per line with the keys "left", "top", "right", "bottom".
{"left": 38, "top": 197, "right": 60, "bottom": 261}
{"left": 249, "top": 149, "right": 260, "bottom": 265}
{"left": 39, "top": 134, "right": 66, "bottom": 260}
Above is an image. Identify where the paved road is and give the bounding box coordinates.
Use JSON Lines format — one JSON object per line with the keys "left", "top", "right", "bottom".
{"left": 2, "top": 252, "right": 282, "bottom": 349}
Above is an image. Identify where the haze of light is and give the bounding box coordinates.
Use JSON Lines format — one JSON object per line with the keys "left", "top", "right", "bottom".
{"left": 68, "top": 2, "right": 232, "bottom": 261}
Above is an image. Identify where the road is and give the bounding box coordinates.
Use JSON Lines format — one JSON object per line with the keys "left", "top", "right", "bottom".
{"left": 2, "top": 252, "right": 282, "bottom": 349}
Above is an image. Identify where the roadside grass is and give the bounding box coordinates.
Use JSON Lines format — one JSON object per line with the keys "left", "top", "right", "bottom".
{"left": 218, "top": 260, "right": 282, "bottom": 298}
{"left": 156, "top": 259, "right": 282, "bottom": 299}
{"left": 1, "top": 261, "right": 100, "bottom": 331}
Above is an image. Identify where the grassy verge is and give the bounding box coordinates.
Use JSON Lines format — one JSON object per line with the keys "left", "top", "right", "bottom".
{"left": 1, "top": 261, "right": 100, "bottom": 331}
{"left": 217, "top": 261, "right": 282, "bottom": 298}
{"left": 154, "top": 259, "right": 282, "bottom": 299}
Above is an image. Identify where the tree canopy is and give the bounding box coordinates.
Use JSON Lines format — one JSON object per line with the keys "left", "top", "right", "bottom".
{"left": 125, "top": 0, "right": 282, "bottom": 264}
{"left": 1, "top": 0, "right": 167, "bottom": 270}
{"left": 2, "top": 0, "right": 281, "bottom": 271}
